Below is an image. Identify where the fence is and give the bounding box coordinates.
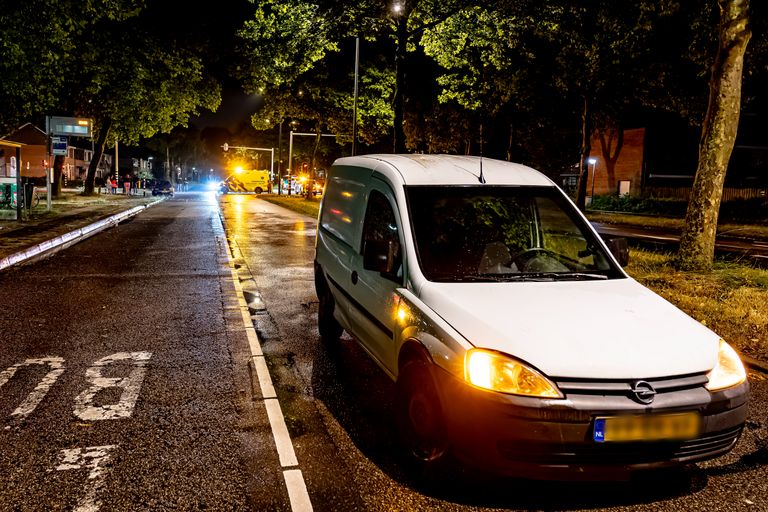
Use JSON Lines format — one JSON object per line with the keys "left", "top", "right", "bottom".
{"left": 642, "top": 186, "right": 767, "bottom": 202}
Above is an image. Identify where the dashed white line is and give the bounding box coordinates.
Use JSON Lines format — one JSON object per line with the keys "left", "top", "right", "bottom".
{"left": 264, "top": 398, "right": 299, "bottom": 467}
{"left": 216, "top": 218, "right": 313, "bottom": 512}
{"left": 252, "top": 356, "right": 277, "bottom": 399}
{"left": 284, "top": 469, "right": 313, "bottom": 512}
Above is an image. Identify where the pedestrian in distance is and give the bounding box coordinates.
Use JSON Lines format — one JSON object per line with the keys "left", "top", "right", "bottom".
{"left": 111, "top": 177, "right": 117, "bottom": 195}
{"left": 123, "top": 176, "right": 130, "bottom": 195}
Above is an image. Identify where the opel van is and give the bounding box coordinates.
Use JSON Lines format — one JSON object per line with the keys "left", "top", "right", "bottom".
{"left": 313, "top": 154, "right": 748, "bottom": 478}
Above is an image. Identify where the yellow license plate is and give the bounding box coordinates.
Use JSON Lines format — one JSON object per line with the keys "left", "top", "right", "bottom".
{"left": 593, "top": 412, "right": 700, "bottom": 443}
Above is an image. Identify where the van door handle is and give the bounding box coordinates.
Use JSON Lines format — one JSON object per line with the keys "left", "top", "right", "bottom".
{"left": 351, "top": 271, "right": 358, "bottom": 285}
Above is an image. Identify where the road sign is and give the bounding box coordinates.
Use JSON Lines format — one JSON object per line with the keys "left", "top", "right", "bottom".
{"left": 49, "top": 116, "right": 92, "bottom": 137}
{"left": 52, "top": 136, "right": 68, "bottom": 156}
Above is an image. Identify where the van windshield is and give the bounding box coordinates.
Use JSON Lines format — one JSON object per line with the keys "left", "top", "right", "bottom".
{"left": 405, "top": 186, "right": 624, "bottom": 282}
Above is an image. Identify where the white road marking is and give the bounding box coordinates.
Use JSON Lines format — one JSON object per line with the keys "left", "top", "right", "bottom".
{"left": 284, "top": 469, "right": 313, "bottom": 512}
{"left": 252, "top": 357, "right": 277, "bottom": 399}
{"left": 73, "top": 352, "right": 152, "bottom": 421}
{"left": 265, "top": 398, "right": 299, "bottom": 467}
{"left": 55, "top": 444, "right": 117, "bottom": 512}
{"left": 217, "top": 212, "right": 313, "bottom": 512}
{"left": 245, "top": 328, "right": 263, "bottom": 356}
{"left": 0, "top": 357, "right": 65, "bottom": 419}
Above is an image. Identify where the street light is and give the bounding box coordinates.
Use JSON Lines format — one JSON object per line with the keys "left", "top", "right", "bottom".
{"left": 588, "top": 157, "right": 598, "bottom": 204}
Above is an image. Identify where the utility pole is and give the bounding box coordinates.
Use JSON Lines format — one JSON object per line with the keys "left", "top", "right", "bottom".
{"left": 352, "top": 36, "right": 360, "bottom": 156}
{"left": 278, "top": 121, "right": 283, "bottom": 194}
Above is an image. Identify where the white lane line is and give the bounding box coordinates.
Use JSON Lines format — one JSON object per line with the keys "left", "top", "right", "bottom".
{"left": 264, "top": 398, "right": 299, "bottom": 467}
{"left": 251, "top": 356, "right": 276, "bottom": 399}
{"left": 245, "top": 328, "right": 263, "bottom": 356}
{"left": 284, "top": 470, "right": 313, "bottom": 512}
{"left": 215, "top": 211, "right": 312, "bottom": 512}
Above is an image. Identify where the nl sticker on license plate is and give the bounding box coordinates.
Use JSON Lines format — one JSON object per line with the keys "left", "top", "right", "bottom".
{"left": 593, "top": 412, "right": 700, "bottom": 443}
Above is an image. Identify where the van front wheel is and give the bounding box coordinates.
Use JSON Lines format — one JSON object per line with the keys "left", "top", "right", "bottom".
{"left": 396, "top": 359, "right": 449, "bottom": 465}
{"left": 255, "top": 187, "right": 263, "bottom": 194}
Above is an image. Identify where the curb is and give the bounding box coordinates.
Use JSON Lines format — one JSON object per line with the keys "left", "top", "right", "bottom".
{"left": 0, "top": 201, "right": 160, "bottom": 272}
{"left": 744, "top": 355, "right": 768, "bottom": 374}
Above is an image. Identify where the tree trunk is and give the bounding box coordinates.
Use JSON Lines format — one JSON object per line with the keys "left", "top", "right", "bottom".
{"left": 677, "top": 0, "right": 751, "bottom": 271}
{"left": 575, "top": 96, "right": 592, "bottom": 211}
{"left": 52, "top": 155, "right": 64, "bottom": 197}
{"left": 393, "top": 15, "right": 408, "bottom": 153}
{"left": 83, "top": 118, "right": 112, "bottom": 195}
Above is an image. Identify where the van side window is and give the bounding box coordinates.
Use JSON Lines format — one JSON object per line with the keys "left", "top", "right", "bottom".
{"left": 361, "top": 190, "right": 402, "bottom": 276}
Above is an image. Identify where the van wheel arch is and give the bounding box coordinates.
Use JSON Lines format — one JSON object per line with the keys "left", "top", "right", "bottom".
{"left": 396, "top": 339, "right": 449, "bottom": 465}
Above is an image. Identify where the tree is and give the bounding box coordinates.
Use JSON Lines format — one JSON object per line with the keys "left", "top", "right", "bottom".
{"left": 0, "top": 0, "right": 144, "bottom": 135}
{"left": 237, "top": 1, "right": 394, "bottom": 163}
{"left": 75, "top": 17, "right": 220, "bottom": 194}
{"left": 677, "top": 0, "right": 751, "bottom": 270}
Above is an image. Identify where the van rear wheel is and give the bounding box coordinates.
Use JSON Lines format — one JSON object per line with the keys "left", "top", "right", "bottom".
{"left": 315, "top": 269, "right": 343, "bottom": 342}
{"left": 255, "top": 187, "right": 263, "bottom": 194}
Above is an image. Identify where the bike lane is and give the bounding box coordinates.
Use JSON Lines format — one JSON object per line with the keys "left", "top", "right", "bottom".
{"left": 0, "top": 193, "right": 295, "bottom": 510}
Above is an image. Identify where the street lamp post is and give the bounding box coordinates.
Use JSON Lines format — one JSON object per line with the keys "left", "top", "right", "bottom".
{"left": 277, "top": 120, "right": 283, "bottom": 195}
{"left": 352, "top": 36, "right": 360, "bottom": 156}
{"left": 588, "top": 157, "right": 598, "bottom": 204}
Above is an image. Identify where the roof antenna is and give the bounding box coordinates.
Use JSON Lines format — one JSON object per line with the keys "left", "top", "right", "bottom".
{"left": 478, "top": 123, "right": 486, "bottom": 184}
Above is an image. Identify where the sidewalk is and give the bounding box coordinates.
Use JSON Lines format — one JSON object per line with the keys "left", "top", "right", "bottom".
{"left": 0, "top": 189, "right": 162, "bottom": 269}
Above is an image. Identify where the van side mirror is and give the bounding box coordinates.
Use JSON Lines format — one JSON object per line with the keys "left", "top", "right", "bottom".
{"left": 363, "top": 239, "right": 400, "bottom": 275}
{"left": 604, "top": 237, "right": 630, "bottom": 267}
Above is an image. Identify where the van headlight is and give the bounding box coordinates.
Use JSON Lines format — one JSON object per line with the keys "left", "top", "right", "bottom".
{"left": 705, "top": 340, "right": 747, "bottom": 391}
{"left": 465, "top": 349, "right": 563, "bottom": 398}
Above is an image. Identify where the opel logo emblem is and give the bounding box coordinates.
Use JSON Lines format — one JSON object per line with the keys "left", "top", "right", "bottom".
{"left": 631, "top": 380, "right": 656, "bottom": 404}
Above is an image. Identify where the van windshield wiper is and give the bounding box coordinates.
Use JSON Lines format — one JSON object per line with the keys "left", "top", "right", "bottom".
{"left": 513, "top": 272, "right": 608, "bottom": 281}
{"left": 434, "top": 272, "right": 609, "bottom": 282}
{"left": 446, "top": 272, "right": 608, "bottom": 282}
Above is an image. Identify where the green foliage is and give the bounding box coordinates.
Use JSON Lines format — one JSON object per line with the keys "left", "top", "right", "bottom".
{"left": 0, "top": 0, "right": 144, "bottom": 133}
{"left": 236, "top": 0, "right": 339, "bottom": 90}
{"left": 238, "top": 2, "right": 395, "bottom": 153}
{"left": 588, "top": 195, "right": 689, "bottom": 216}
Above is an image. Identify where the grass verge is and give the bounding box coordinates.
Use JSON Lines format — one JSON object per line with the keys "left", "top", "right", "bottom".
{"left": 258, "top": 194, "right": 321, "bottom": 218}
{"left": 587, "top": 212, "right": 768, "bottom": 241}
{"left": 264, "top": 194, "right": 768, "bottom": 362}
{"left": 627, "top": 249, "right": 768, "bottom": 360}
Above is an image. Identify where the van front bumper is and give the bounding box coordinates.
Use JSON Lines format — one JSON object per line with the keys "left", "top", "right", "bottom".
{"left": 434, "top": 368, "right": 749, "bottom": 479}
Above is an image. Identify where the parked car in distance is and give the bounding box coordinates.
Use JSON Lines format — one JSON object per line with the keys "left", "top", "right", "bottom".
{"left": 152, "top": 180, "right": 174, "bottom": 196}
{"left": 314, "top": 154, "right": 749, "bottom": 479}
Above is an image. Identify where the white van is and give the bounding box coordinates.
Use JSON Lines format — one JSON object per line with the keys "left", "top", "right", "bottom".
{"left": 314, "top": 154, "right": 748, "bottom": 478}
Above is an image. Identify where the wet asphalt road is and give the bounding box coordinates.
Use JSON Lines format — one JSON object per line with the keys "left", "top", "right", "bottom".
{"left": 0, "top": 193, "right": 286, "bottom": 510}
{"left": 220, "top": 193, "right": 768, "bottom": 512}
{"left": 0, "top": 191, "right": 766, "bottom": 511}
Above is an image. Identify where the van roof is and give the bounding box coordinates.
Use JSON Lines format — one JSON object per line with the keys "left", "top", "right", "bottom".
{"left": 333, "top": 154, "right": 555, "bottom": 187}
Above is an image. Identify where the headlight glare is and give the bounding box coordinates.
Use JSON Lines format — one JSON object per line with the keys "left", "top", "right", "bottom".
{"left": 706, "top": 340, "right": 747, "bottom": 391}
{"left": 465, "top": 349, "right": 563, "bottom": 398}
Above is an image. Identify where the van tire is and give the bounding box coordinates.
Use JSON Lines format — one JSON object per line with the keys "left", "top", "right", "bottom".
{"left": 255, "top": 187, "right": 263, "bottom": 194}
{"left": 396, "top": 358, "right": 449, "bottom": 466}
{"left": 315, "top": 267, "right": 343, "bottom": 342}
